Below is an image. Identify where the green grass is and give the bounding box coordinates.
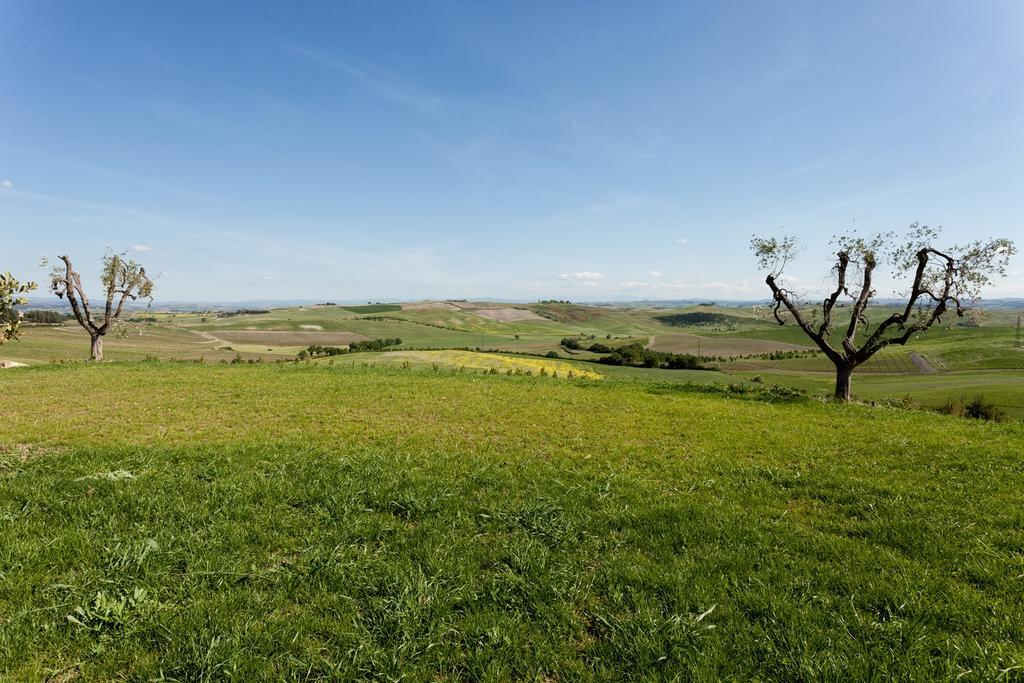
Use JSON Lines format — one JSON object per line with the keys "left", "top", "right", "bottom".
{"left": 2, "top": 363, "right": 1024, "bottom": 679}
{"left": 6, "top": 301, "right": 1022, "bottom": 423}
{"left": 734, "top": 369, "right": 1024, "bottom": 419}
{"left": 0, "top": 324, "right": 230, "bottom": 364}
{"left": 320, "top": 348, "right": 727, "bottom": 384}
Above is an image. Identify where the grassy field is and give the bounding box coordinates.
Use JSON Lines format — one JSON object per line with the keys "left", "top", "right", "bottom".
{"left": 2, "top": 362, "right": 1023, "bottom": 679}
{"left": 731, "top": 369, "right": 1024, "bottom": 419}
{"left": 4, "top": 300, "right": 1022, "bottom": 419}
{"left": 322, "top": 349, "right": 605, "bottom": 379}
{"left": 648, "top": 332, "right": 813, "bottom": 357}
{"left": 0, "top": 324, "right": 234, "bottom": 364}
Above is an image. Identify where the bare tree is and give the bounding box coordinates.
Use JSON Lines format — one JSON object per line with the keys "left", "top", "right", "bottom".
{"left": 1, "top": 272, "right": 37, "bottom": 343}
{"left": 751, "top": 224, "right": 1015, "bottom": 401}
{"left": 48, "top": 253, "right": 154, "bottom": 361}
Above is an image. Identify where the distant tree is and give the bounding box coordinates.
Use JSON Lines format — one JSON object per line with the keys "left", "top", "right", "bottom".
{"left": 1, "top": 272, "right": 37, "bottom": 343}
{"left": 22, "top": 310, "right": 65, "bottom": 324}
{"left": 752, "top": 224, "right": 1015, "bottom": 401}
{"left": 47, "top": 253, "right": 154, "bottom": 361}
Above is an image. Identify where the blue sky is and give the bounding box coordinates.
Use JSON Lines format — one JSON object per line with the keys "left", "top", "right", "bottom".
{"left": 2, "top": 0, "right": 1022, "bottom": 301}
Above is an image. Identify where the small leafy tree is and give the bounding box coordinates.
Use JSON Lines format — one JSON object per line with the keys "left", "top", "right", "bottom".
{"left": 751, "top": 224, "right": 1015, "bottom": 401}
{"left": 47, "top": 253, "right": 154, "bottom": 361}
{"left": 1, "top": 272, "right": 38, "bottom": 343}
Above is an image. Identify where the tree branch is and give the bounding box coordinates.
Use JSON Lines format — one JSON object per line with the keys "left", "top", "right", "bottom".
{"left": 843, "top": 252, "right": 875, "bottom": 355}
{"left": 818, "top": 251, "right": 849, "bottom": 337}
{"left": 58, "top": 255, "right": 97, "bottom": 334}
{"left": 765, "top": 274, "right": 842, "bottom": 364}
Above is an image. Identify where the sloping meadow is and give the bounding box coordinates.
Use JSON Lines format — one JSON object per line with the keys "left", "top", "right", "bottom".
{"left": 1, "top": 362, "right": 1023, "bottom": 680}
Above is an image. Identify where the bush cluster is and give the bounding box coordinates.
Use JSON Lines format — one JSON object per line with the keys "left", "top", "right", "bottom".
{"left": 937, "top": 396, "right": 1008, "bottom": 422}
{"left": 595, "top": 342, "right": 711, "bottom": 370}
{"left": 297, "top": 338, "right": 403, "bottom": 360}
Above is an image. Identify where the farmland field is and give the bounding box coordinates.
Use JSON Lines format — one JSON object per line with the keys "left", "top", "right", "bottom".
{"left": 3, "top": 300, "right": 1022, "bottom": 418}
{"left": 648, "top": 332, "right": 812, "bottom": 357}
{"left": 326, "top": 349, "right": 605, "bottom": 379}
{"left": 1, "top": 362, "right": 1023, "bottom": 679}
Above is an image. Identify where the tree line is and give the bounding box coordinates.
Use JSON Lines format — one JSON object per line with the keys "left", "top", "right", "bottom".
{"left": 560, "top": 337, "right": 710, "bottom": 370}
{"left": 297, "top": 338, "right": 403, "bottom": 359}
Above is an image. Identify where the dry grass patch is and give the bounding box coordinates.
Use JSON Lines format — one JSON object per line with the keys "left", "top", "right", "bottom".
{"left": 401, "top": 301, "right": 461, "bottom": 311}
{"left": 0, "top": 443, "right": 67, "bottom": 474}
{"left": 473, "top": 308, "right": 549, "bottom": 323}
{"left": 357, "top": 349, "right": 604, "bottom": 378}
{"left": 648, "top": 333, "right": 813, "bottom": 357}
{"left": 214, "top": 331, "right": 370, "bottom": 346}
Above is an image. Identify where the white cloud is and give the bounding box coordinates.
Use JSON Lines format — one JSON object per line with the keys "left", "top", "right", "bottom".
{"left": 0, "top": 179, "right": 13, "bottom": 189}
{"left": 675, "top": 237, "right": 688, "bottom": 245}
{"left": 558, "top": 272, "right": 604, "bottom": 280}
{"left": 648, "top": 270, "right": 662, "bottom": 278}
{"left": 132, "top": 244, "right": 152, "bottom": 253}
{"left": 620, "top": 281, "right": 649, "bottom": 289}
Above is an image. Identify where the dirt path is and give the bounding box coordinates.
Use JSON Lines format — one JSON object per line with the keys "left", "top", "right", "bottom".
{"left": 909, "top": 352, "right": 937, "bottom": 373}
{"left": 191, "top": 330, "right": 229, "bottom": 349}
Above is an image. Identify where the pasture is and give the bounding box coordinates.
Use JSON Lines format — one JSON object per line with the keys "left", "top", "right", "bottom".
{"left": 326, "top": 349, "right": 605, "bottom": 379}
{"left": 1, "top": 363, "right": 1023, "bottom": 679}
{"left": 3, "top": 300, "right": 1022, "bottom": 419}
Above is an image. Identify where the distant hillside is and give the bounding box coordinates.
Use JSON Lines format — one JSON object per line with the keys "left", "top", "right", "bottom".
{"left": 655, "top": 312, "right": 767, "bottom": 328}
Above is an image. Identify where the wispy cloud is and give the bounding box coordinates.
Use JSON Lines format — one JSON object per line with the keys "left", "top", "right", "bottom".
{"left": 558, "top": 272, "right": 604, "bottom": 280}
{"left": 286, "top": 46, "right": 442, "bottom": 113}
{"left": 1, "top": 179, "right": 13, "bottom": 189}
{"left": 539, "top": 194, "right": 647, "bottom": 228}
{"left": 5, "top": 150, "right": 233, "bottom": 206}
{"left": 132, "top": 244, "right": 153, "bottom": 253}
{"left": 648, "top": 270, "right": 662, "bottom": 278}
{"left": 675, "top": 237, "right": 688, "bottom": 245}
{"left": 3, "top": 185, "right": 194, "bottom": 232}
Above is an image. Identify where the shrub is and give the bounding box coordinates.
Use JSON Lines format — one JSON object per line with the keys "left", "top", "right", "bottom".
{"left": 966, "top": 397, "right": 1007, "bottom": 422}
{"left": 545, "top": 351, "right": 560, "bottom": 358}
{"left": 937, "top": 396, "right": 1007, "bottom": 421}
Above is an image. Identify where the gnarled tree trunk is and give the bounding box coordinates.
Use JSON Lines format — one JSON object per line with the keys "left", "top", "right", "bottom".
{"left": 90, "top": 334, "right": 104, "bottom": 362}
{"left": 834, "top": 363, "right": 853, "bottom": 402}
